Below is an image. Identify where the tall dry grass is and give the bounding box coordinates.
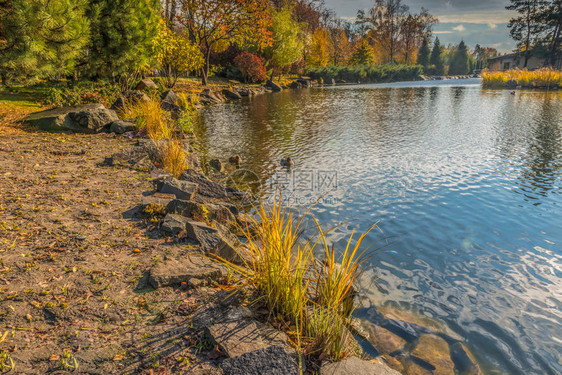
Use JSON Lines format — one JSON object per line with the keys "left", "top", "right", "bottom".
{"left": 209, "top": 193, "right": 377, "bottom": 361}
{"left": 120, "top": 98, "right": 189, "bottom": 177}
{"left": 482, "top": 68, "right": 562, "bottom": 88}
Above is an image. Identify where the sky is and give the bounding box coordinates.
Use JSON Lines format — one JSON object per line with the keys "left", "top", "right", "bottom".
{"left": 324, "top": 0, "right": 516, "bottom": 52}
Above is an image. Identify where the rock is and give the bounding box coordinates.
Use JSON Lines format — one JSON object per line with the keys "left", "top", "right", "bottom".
{"left": 410, "top": 334, "right": 455, "bottom": 375}
{"left": 24, "top": 104, "right": 118, "bottom": 133}
{"left": 237, "top": 88, "right": 254, "bottom": 97}
{"left": 221, "top": 345, "right": 299, "bottom": 375}
{"left": 180, "top": 170, "right": 246, "bottom": 203}
{"left": 166, "top": 199, "right": 205, "bottom": 218}
{"left": 184, "top": 220, "right": 241, "bottom": 263}
{"left": 228, "top": 155, "right": 242, "bottom": 165}
{"left": 363, "top": 322, "right": 406, "bottom": 355}
{"left": 161, "top": 214, "right": 189, "bottom": 236}
{"left": 161, "top": 100, "right": 183, "bottom": 118}
{"left": 109, "top": 119, "right": 136, "bottom": 134}
{"left": 320, "top": 357, "right": 401, "bottom": 375}
{"left": 142, "top": 192, "right": 176, "bottom": 207}
{"left": 266, "top": 80, "right": 283, "bottom": 92}
{"left": 200, "top": 89, "right": 224, "bottom": 104}
{"left": 207, "top": 320, "right": 290, "bottom": 358}
{"left": 148, "top": 256, "right": 223, "bottom": 288}
{"left": 224, "top": 306, "right": 254, "bottom": 322}
{"left": 136, "top": 78, "right": 158, "bottom": 91}
{"left": 222, "top": 89, "right": 242, "bottom": 100}
{"left": 154, "top": 176, "right": 198, "bottom": 201}
{"left": 450, "top": 342, "right": 483, "bottom": 375}
{"left": 297, "top": 79, "right": 312, "bottom": 87}
{"left": 209, "top": 158, "right": 224, "bottom": 172}
{"left": 161, "top": 90, "right": 179, "bottom": 105}
{"left": 289, "top": 81, "right": 302, "bottom": 89}
{"left": 110, "top": 91, "right": 149, "bottom": 111}
{"left": 166, "top": 199, "right": 237, "bottom": 226}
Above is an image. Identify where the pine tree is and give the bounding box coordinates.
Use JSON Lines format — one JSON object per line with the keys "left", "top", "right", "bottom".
{"left": 350, "top": 38, "right": 376, "bottom": 65}
{"left": 430, "top": 37, "right": 444, "bottom": 75}
{"left": 417, "top": 38, "right": 431, "bottom": 72}
{"left": 506, "top": 0, "right": 549, "bottom": 67}
{"left": 0, "top": 0, "right": 90, "bottom": 85}
{"left": 449, "top": 41, "right": 470, "bottom": 75}
{"left": 85, "top": 0, "right": 160, "bottom": 80}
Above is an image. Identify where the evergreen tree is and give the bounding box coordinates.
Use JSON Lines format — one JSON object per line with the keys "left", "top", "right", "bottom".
{"left": 350, "top": 38, "right": 376, "bottom": 65}
{"left": 506, "top": 0, "right": 549, "bottom": 67}
{"left": 449, "top": 41, "right": 470, "bottom": 75}
{"left": 417, "top": 38, "right": 431, "bottom": 72}
{"left": 85, "top": 0, "right": 160, "bottom": 80}
{"left": 430, "top": 37, "right": 444, "bottom": 75}
{"left": 0, "top": 0, "right": 89, "bottom": 85}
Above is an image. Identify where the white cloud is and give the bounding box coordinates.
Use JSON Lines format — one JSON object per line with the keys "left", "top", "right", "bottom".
{"left": 453, "top": 25, "right": 466, "bottom": 32}
{"left": 438, "top": 10, "right": 513, "bottom": 24}
{"left": 488, "top": 23, "right": 498, "bottom": 29}
{"left": 434, "top": 31, "right": 454, "bottom": 34}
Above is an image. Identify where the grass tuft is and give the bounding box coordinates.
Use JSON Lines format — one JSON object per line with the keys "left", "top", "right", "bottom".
{"left": 209, "top": 193, "right": 377, "bottom": 361}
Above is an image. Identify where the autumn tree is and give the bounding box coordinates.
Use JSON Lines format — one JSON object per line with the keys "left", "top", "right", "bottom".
{"left": 178, "top": 0, "right": 273, "bottom": 85}
{"left": 357, "top": 0, "right": 436, "bottom": 64}
{"left": 86, "top": 0, "right": 160, "bottom": 80}
{"left": 306, "top": 28, "right": 334, "bottom": 67}
{"left": 400, "top": 9, "right": 437, "bottom": 64}
{"left": 430, "top": 37, "right": 444, "bottom": 75}
{"left": 418, "top": 39, "right": 431, "bottom": 72}
{"left": 351, "top": 38, "right": 376, "bottom": 65}
{"left": 153, "top": 21, "right": 204, "bottom": 88}
{"left": 507, "top": 0, "right": 549, "bottom": 67}
{"left": 265, "top": 6, "right": 305, "bottom": 78}
{"left": 0, "top": 0, "right": 89, "bottom": 85}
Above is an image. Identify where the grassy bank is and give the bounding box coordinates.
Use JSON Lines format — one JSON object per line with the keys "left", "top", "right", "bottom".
{"left": 306, "top": 64, "right": 423, "bottom": 84}
{"left": 482, "top": 68, "right": 562, "bottom": 89}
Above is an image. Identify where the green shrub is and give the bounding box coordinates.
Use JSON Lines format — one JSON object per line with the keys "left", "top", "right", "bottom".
{"left": 43, "top": 81, "right": 120, "bottom": 107}
{"left": 306, "top": 64, "right": 422, "bottom": 83}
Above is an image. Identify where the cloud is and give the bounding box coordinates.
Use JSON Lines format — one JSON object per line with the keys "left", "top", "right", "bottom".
{"left": 453, "top": 25, "right": 466, "bottom": 32}
{"left": 434, "top": 31, "right": 454, "bottom": 34}
{"left": 488, "top": 23, "right": 498, "bottom": 29}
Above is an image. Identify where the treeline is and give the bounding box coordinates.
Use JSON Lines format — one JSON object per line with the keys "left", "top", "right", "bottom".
{"left": 0, "top": 0, "right": 518, "bottom": 89}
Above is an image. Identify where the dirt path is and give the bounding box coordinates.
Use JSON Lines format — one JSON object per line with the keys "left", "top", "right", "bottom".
{"left": 0, "top": 126, "right": 224, "bottom": 374}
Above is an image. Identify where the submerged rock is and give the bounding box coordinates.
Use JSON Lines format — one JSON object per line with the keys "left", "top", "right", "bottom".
{"left": 266, "top": 80, "right": 283, "bottom": 92}
{"left": 450, "top": 342, "right": 483, "bottom": 375}
{"left": 409, "top": 334, "right": 455, "bottom": 375}
{"left": 320, "top": 356, "right": 401, "bottom": 375}
{"left": 363, "top": 322, "right": 407, "bottom": 355}
{"left": 222, "top": 89, "right": 242, "bottom": 100}
{"left": 24, "top": 104, "right": 118, "bottom": 133}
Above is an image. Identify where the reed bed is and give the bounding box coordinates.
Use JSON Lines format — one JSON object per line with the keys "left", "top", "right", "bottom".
{"left": 210, "top": 194, "right": 377, "bottom": 361}
{"left": 482, "top": 68, "right": 562, "bottom": 88}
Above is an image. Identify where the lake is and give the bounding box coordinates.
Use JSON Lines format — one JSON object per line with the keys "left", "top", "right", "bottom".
{"left": 193, "top": 78, "right": 562, "bottom": 374}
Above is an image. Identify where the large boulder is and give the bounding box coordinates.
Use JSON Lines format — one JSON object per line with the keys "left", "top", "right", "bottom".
{"left": 24, "top": 103, "right": 118, "bottom": 133}
{"left": 136, "top": 78, "right": 158, "bottom": 91}
{"left": 320, "top": 357, "right": 401, "bottom": 375}
{"left": 266, "top": 80, "right": 283, "bottom": 92}
{"left": 154, "top": 176, "right": 198, "bottom": 201}
{"left": 180, "top": 170, "right": 246, "bottom": 203}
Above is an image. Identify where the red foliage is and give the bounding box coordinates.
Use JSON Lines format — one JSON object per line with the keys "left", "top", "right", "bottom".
{"left": 234, "top": 51, "right": 267, "bottom": 83}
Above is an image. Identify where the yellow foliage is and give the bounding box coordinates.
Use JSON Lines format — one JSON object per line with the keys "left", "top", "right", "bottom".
{"left": 482, "top": 68, "right": 562, "bottom": 88}
{"left": 306, "top": 28, "right": 333, "bottom": 67}
{"left": 160, "top": 138, "right": 189, "bottom": 178}
{"left": 119, "top": 98, "right": 172, "bottom": 140}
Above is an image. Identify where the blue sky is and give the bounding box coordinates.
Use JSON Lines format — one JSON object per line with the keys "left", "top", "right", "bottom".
{"left": 324, "top": 0, "right": 516, "bottom": 52}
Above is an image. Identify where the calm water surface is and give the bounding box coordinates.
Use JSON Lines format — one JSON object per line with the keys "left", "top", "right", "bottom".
{"left": 193, "top": 78, "right": 562, "bottom": 374}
